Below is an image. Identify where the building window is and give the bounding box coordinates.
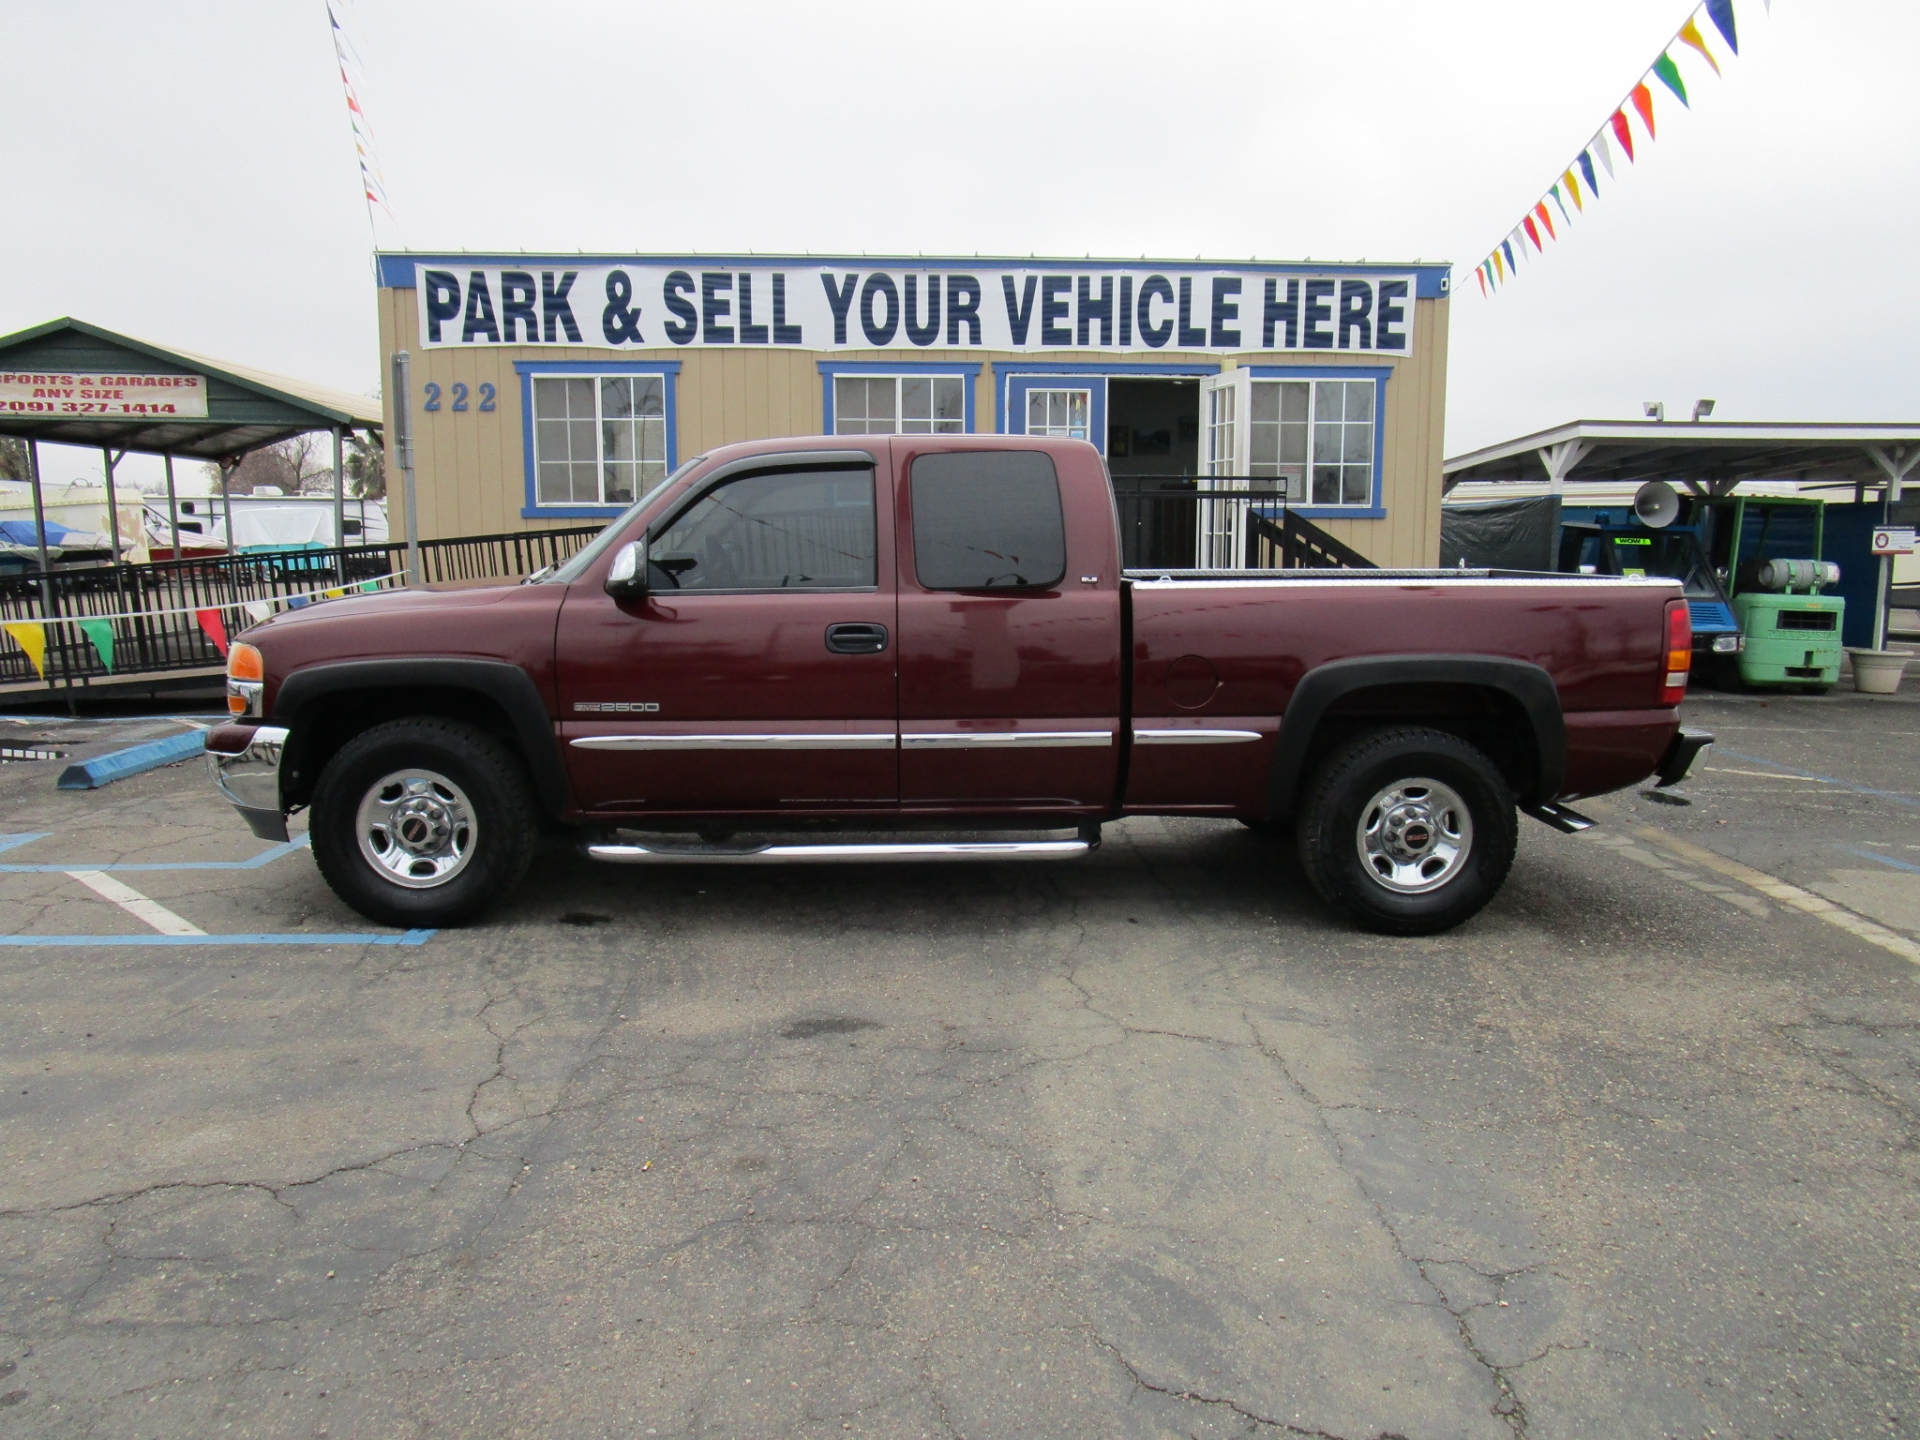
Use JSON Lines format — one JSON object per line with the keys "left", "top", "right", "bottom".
{"left": 1025, "top": 388, "right": 1091, "bottom": 440}
{"left": 532, "top": 374, "right": 667, "bottom": 507}
{"left": 1249, "top": 378, "right": 1372, "bottom": 505}
{"left": 834, "top": 375, "right": 965, "bottom": 435}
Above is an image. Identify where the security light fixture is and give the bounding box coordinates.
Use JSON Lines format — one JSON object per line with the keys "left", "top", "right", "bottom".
{"left": 1644, "top": 402, "right": 1665, "bottom": 421}
{"left": 1692, "top": 399, "right": 1716, "bottom": 421}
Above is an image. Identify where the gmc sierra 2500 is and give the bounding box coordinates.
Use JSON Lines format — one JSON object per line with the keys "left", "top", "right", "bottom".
{"left": 206, "top": 435, "right": 1709, "bottom": 935}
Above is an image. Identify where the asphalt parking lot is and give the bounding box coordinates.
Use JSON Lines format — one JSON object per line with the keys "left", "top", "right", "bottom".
{"left": 0, "top": 690, "right": 1916, "bottom": 1439}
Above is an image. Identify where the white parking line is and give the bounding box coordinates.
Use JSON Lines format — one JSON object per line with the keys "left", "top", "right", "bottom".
{"left": 65, "top": 871, "right": 206, "bottom": 937}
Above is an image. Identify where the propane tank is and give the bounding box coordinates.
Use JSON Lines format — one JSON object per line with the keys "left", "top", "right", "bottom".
{"left": 1755, "top": 558, "right": 1839, "bottom": 593}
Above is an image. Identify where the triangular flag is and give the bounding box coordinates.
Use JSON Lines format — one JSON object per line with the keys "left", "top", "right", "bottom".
{"left": 1631, "top": 82, "right": 1657, "bottom": 139}
{"left": 1610, "top": 108, "right": 1637, "bottom": 161}
{"left": 194, "top": 607, "right": 229, "bottom": 656}
{"left": 77, "top": 618, "right": 114, "bottom": 673}
{"left": 1535, "top": 201, "right": 1557, "bottom": 240}
{"left": 359, "top": 580, "right": 379, "bottom": 593}
{"left": 1578, "top": 150, "right": 1600, "bottom": 195}
{"left": 1523, "top": 215, "right": 1542, "bottom": 251}
{"left": 1592, "top": 131, "right": 1615, "bottom": 178}
{"left": 1704, "top": 0, "right": 1739, "bottom": 55}
{"left": 244, "top": 600, "right": 274, "bottom": 625}
{"left": 1679, "top": 17, "right": 1723, "bottom": 75}
{"left": 1475, "top": 268, "right": 1489, "bottom": 298}
{"left": 1, "top": 621, "right": 46, "bottom": 678}
{"left": 1561, "top": 170, "right": 1584, "bottom": 211}
{"left": 1653, "top": 53, "right": 1690, "bottom": 106}
{"left": 1495, "top": 246, "right": 1510, "bottom": 280}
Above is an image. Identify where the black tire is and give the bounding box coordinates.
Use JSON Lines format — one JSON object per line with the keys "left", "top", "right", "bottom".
{"left": 310, "top": 717, "right": 537, "bottom": 928}
{"left": 1294, "top": 726, "right": 1518, "bottom": 936}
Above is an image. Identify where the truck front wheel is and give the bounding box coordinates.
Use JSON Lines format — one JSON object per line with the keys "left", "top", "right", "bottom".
{"left": 310, "top": 717, "right": 537, "bottom": 928}
{"left": 1295, "top": 727, "right": 1517, "bottom": 936}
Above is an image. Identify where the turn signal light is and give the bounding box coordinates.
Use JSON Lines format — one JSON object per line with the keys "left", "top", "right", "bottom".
{"left": 1661, "top": 602, "right": 1691, "bottom": 706}
{"left": 227, "top": 643, "right": 264, "bottom": 681}
{"left": 227, "top": 643, "right": 265, "bottom": 717}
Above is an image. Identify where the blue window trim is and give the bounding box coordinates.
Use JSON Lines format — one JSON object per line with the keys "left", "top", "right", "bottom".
{"left": 514, "top": 360, "right": 681, "bottom": 519}
{"left": 991, "top": 362, "right": 1220, "bottom": 454}
{"left": 1243, "top": 364, "right": 1392, "bottom": 520}
{"left": 817, "top": 360, "right": 981, "bottom": 435}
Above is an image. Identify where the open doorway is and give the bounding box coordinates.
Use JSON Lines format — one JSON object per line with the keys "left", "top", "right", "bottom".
{"left": 1105, "top": 378, "right": 1199, "bottom": 478}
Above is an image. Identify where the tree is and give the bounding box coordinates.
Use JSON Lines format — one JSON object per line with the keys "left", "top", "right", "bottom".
{"left": 204, "top": 434, "right": 334, "bottom": 496}
{"left": 0, "top": 437, "right": 26, "bottom": 482}
{"left": 345, "top": 431, "right": 385, "bottom": 499}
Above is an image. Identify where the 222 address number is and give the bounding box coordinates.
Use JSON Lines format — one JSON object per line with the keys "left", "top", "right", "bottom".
{"left": 422, "top": 382, "right": 495, "bottom": 414}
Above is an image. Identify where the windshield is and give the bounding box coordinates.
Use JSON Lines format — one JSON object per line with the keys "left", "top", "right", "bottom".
{"left": 542, "top": 456, "right": 705, "bottom": 583}
{"left": 1573, "top": 531, "right": 1720, "bottom": 599}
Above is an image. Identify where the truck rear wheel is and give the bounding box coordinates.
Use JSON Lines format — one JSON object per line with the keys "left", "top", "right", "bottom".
{"left": 1295, "top": 727, "right": 1517, "bottom": 936}
{"left": 310, "top": 717, "right": 536, "bottom": 928}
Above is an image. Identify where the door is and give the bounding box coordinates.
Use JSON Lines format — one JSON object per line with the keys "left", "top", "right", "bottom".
{"left": 556, "top": 456, "right": 898, "bottom": 816}
{"left": 1197, "top": 369, "right": 1251, "bottom": 567}
{"left": 894, "top": 442, "right": 1122, "bottom": 814}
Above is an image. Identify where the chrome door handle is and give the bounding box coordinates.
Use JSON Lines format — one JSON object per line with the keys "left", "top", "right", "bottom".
{"left": 825, "top": 622, "right": 889, "bottom": 655}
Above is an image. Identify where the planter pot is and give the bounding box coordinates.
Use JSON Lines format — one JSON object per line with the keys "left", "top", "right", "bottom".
{"left": 1847, "top": 648, "right": 1914, "bottom": 695}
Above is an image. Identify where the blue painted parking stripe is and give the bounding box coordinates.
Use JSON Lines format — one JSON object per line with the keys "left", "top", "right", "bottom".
{"left": 1833, "top": 844, "right": 1920, "bottom": 874}
{"left": 1714, "top": 748, "right": 1920, "bottom": 810}
{"left": 56, "top": 730, "right": 207, "bottom": 790}
{"left": 0, "top": 833, "right": 50, "bottom": 856}
{"left": 0, "top": 930, "right": 436, "bottom": 947}
{"left": 0, "top": 835, "right": 311, "bottom": 873}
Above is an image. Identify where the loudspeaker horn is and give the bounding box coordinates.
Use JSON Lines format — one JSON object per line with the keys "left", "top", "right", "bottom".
{"left": 1633, "top": 480, "right": 1682, "bottom": 529}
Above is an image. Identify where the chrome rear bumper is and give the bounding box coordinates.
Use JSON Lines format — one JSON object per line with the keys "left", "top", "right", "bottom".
{"left": 206, "top": 725, "right": 291, "bottom": 842}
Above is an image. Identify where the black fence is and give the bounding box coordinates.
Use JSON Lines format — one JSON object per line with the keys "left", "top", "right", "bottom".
{"left": 1112, "top": 477, "right": 1376, "bottom": 571}
{"left": 0, "top": 525, "right": 602, "bottom": 690}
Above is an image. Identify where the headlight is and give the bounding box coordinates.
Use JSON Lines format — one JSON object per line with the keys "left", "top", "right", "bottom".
{"left": 1711, "top": 634, "right": 1742, "bottom": 654}
{"left": 227, "top": 642, "right": 265, "bottom": 718}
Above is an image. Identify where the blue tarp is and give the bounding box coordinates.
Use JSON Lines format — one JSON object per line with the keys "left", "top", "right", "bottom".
{"left": 0, "top": 519, "right": 74, "bottom": 545}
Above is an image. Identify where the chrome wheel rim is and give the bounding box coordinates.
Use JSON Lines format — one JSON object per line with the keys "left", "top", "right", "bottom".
{"left": 355, "top": 768, "right": 477, "bottom": 889}
{"left": 1356, "top": 777, "right": 1473, "bottom": 894}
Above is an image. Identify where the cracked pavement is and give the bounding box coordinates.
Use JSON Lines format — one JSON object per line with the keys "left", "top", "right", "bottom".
{"left": 0, "top": 695, "right": 1916, "bottom": 1438}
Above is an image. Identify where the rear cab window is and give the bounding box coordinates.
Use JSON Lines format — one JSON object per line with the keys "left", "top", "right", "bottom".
{"left": 909, "top": 451, "right": 1066, "bottom": 591}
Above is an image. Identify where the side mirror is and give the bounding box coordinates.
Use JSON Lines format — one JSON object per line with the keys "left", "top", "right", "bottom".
{"left": 603, "top": 539, "right": 648, "bottom": 600}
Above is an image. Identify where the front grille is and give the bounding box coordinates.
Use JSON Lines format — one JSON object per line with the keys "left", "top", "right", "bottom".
{"left": 1785, "top": 666, "right": 1828, "bottom": 678}
{"left": 1776, "top": 610, "right": 1837, "bottom": 632}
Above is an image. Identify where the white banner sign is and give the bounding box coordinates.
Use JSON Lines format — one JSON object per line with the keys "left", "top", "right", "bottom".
{"left": 415, "top": 264, "right": 1418, "bottom": 357}
{"left": 0, "top": 371, "right": 208, "bottom": 420}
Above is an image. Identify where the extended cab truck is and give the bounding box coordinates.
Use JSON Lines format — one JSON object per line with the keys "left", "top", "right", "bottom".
{"left": 206, "top": 435, "right": 1711, "bottom": 935}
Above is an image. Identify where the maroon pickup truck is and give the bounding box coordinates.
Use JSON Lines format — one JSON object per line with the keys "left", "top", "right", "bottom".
{"left": 207, "top": 435, "right": 1709, "bottom": 935}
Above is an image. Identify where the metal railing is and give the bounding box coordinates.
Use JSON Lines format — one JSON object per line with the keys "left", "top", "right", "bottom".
{"left": 0, "top": 525, "right": 603, "bottom": 690}
{"left": 1111, "top": 477, "right": 1376, "bottom": 571}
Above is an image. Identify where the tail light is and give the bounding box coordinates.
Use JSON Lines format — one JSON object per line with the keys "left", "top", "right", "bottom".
{"left": 227, "top": 642, "right": 265, "bottom": 718}
{"left": 1661, "top": 601, "right": 1691, "bottom": 706}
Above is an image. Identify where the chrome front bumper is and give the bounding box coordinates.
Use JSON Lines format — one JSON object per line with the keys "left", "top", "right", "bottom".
{"left": 206, "top": 725, "right": 291, "bottom": 841}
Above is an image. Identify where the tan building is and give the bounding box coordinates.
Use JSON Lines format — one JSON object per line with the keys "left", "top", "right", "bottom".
{"left": 375, "top": 254, "right": 1451, "bottom": 566}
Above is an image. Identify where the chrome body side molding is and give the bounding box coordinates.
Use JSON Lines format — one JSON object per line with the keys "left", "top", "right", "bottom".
{"left": 571, "top": 733, "right": 897, "bottom": 751}
{"left": 1132, "top": 729, "right": 1263, "bottom": 745}
{"left": 899, "top": 731, "right": 1112, "bottom": 749}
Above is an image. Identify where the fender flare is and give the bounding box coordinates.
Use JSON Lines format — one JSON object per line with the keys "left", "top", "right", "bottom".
{"left": 1265, "top": 654, "right": 1565, "bottom": 817}
{"left": 273, "top": 658, "right": 568, "bottom": 817}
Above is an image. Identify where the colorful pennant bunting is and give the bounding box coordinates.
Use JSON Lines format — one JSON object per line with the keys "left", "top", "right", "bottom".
{"left": 1473, "top": 1, "right": 1763, "bottom": 296}
{"left": 1, "top": 622, "right": 46, "bottom": 678}
{"left": 327, "top": 1, "right": 397, "bottom": 239}
{"left": 77, "top": 619, "right": 115, "bottom": 673}
{"left": 194, "top": 608, "right": 229, "bottom": 656}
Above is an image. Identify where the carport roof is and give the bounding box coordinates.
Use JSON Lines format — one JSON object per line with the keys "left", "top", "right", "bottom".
{"left": 1443, "top": 420, "right": 1920, "bottom": 493}
{"left": 0, "top": 317, "right": 382, "bottom": 462}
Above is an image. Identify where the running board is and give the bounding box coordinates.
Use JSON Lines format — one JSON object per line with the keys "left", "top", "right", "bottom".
{"left": 1521, "top": 801, "right": 1597, "bottom": 834}
{"left": 583, "top": 838, "right": 1094, "bottom": 865}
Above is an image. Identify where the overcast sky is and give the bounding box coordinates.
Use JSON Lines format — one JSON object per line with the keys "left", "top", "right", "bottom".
{"left": 6, "top": 0, "right": 1913, "bottom": 487}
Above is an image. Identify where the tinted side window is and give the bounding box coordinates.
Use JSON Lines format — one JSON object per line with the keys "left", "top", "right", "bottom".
{"left": 651, "top": 468, "right": 876, "bottom": 591}
{"left": 911, "top": 451, "right": 1067, "bottom": 590}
